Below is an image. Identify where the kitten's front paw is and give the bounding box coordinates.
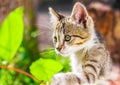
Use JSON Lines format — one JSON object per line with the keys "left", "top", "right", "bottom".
{"left": 51, "top": 73, "right": 66, "bottom": 85}
{"left": 51, "top": 73, "right": 81, "bottom": 85}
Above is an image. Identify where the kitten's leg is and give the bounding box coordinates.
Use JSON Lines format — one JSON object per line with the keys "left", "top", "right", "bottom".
{"left": 51, "top": 62, "right": 102, "bottom": 85}
{"left": 51, "top": 60, "right": 102, "bottom": 85}
{"left": 51, "top": 72, "right": 85, "bottom": 85}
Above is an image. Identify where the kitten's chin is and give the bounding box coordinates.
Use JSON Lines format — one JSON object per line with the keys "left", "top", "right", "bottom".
{"left": 58, "top": 52, "right": 70, "bottom": 57}
{"left": 60, "top": 53, "right": 70, "bottom": 57}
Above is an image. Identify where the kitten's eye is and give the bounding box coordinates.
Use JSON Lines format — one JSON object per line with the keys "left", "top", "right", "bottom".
{"left": 54, "top": 36, "right": 57, "bottom": 42}
{"left": 65, "top": 35, "right": 71, "bottom": 41}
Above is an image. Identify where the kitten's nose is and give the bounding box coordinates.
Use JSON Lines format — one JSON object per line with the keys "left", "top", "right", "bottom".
{"left": 56, "top": 47, "right": 62, "bottom": 51}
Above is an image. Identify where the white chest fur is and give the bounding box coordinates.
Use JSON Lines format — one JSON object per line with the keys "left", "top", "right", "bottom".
{"left": 70, "top": 50, "right": 86, "bottom": 77}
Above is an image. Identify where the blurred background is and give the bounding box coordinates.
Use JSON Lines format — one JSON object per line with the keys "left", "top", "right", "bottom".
{"left": 0, "top": 0, "right": 120, "bottom": 85}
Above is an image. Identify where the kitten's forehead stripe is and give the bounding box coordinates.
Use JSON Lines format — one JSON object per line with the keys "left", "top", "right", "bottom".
{"left": 62, "top": 22, "right": 65, "bottom": 28}
{"left": 62, "top": 28, "right": 65, "bottom": 34}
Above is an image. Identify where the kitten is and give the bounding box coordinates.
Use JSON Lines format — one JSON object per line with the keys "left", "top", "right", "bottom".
{"left": 49, "top": 2, "right": 112, "bottom": 85}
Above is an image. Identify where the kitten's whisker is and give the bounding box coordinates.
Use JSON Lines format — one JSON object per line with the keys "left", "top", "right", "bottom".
{"left": 40, "top": 48, "right": 55, "bottom": 54}
{"left": 56, "top": 53, "right": 59, "bottom": 57}
{"left": 36, "top": 24, "right": 53, "bottom": 31}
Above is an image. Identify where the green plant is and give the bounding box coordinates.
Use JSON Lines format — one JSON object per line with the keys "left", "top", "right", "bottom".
{"left": 0, "top": 7, "right": 70, "bottom": 85}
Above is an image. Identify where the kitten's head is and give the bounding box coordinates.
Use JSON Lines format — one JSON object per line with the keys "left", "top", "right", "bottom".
{"left": 49, "top": 2, "right": 95, "bottom": 56}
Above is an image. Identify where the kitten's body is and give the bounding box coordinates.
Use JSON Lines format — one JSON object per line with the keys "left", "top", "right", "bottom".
{"left": 49, "top": 2, "right": 111, "bottom": 85}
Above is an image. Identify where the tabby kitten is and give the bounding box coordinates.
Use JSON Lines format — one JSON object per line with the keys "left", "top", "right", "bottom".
{"left": 49, "top": 2, "right": 111, "bottom": 85}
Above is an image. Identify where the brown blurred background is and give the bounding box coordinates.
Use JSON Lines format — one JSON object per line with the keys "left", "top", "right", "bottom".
{"left": 0, "top": 0, "right": 120, "bottom": 66}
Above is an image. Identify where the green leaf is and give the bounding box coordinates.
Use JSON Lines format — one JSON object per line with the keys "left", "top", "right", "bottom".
{"left": 30, "top": 58, "right": 63, "bottom": 82}
{"left": 0, "top": 7, "right": 24, "bottom": 61}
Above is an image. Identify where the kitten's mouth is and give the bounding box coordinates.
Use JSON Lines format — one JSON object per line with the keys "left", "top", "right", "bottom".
{"left": 56, "top": 49, "right": 71, "bottom": 56}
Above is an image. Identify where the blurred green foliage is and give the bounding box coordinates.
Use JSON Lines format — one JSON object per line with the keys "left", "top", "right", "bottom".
{"left": 0, "top": 7, "right": 70, "bottom": 85}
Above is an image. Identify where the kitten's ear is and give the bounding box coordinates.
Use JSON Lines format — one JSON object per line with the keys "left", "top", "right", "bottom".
{"left": 70, "top": 2, "right": 88, "bottom": 24}
{"left": 49, "top": 7, "right": 64, "bottom": 23}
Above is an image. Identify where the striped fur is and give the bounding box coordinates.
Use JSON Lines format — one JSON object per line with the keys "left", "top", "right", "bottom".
{"left": 49, "top": 2, "right": 112, "bottom": 85}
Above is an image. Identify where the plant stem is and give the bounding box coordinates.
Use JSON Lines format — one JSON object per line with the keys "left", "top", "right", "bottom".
{"left": 0, "top": 65, "right": 45, "bottom": 85}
